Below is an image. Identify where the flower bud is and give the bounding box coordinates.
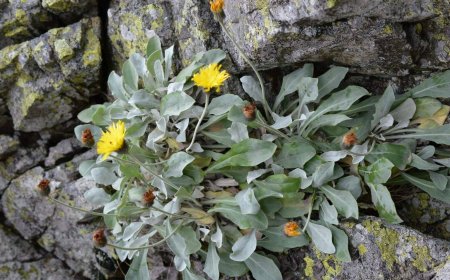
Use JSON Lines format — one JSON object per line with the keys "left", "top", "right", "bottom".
{"left": 210, "top": 0, "right": 225, "bottom": 14}
{"left": 36, "top": 179, "right": 51, "bottom": 196}
{"left": 284, "top": 221, "right": 301, "bottom": 237}
{"left": 242, "top": 103, "right": 256, "bottom": 120}
{"left": 142, "top": 189, "right": 156, "bottom": 207}
{"left": 93, "top": 228, "right": 107, "bottom": 248}
{"left": 81, "top": 128, "right": 95, "bottom": 147}
{"left": 342, "top": 131, "right": 358, "bottom": 149}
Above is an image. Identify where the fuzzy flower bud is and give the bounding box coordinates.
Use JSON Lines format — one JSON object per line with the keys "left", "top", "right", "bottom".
{"left": 210, "top": 0, "right": 224, "bottom": 14}
{"left": 81, "top": 128, "right": 95, "bottom": 146}
{"left": 36, "top": 179, "right": 51, "bottom": 196}
{"left": 242, "top": 103, "right": 256, "bottom": 120}
{"left": 342, "top": 131, "right": 358, "bottom": 149}
{"left": 142, "top": 189, "right": 156, "bottom": 207}
{"left": 93, "top": 228, "right": 107, "bottom": 248}
{"left": 284, "top": 221, "right": 301, "bottom": 237}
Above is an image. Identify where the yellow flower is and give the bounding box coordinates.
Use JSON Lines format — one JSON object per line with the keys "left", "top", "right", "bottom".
{"left": 284, "top": 221, "right": 301, "bottom": 237}
{"left": 97, "top": 121, "right": 126, "bottom": 160}
{"left": 192, "top": 63, "right": 230, "bottom": 93}
{"left": 210, "top": 0, "right": 225, "bottom": 14}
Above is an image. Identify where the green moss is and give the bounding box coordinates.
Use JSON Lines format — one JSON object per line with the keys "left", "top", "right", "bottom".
{"left": 326, "top": 0, "right": 337, "bottom": 8}
{"left": 358, "top": 244, "right": 367, "bottom": 256}
{"left": 304, "top": 256, "right": 315, "bottom": 278}
{"left": 82, "top": 29, "right": 101, "bottom": 67}
{"left": 2, "top": 9, "right": 30, "bottom": 38}
{"left": 54, "top": 39, "right": 74, "bottom": 61}
{"left": 363, "top": 219, "right": 399, "bottom": 270}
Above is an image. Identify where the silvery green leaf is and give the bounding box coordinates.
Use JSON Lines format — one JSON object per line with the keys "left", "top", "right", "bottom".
{"left": 390, "top": 98, "right": 416, "bottom": 122}
{"left": 230, "top": 229, "right": 257, "bottom": 262}
{"left": 174, "top": 255, "right": 187, "bottom": 271}
{"left": 123, "top": 59, "right": 139, "bottom": 91}
{"left": 304, "top": 114, "right": 350, "bottom": 135}
{"left": 152, "top": 177, "right": 168, "bottom": 198}
{"left": 182, "top": 269, "right": 206, "bottom": 280}
{"left": 363, "top": 158, "right": 394, "bottom": 185}
{"left": 393, "top": 125, "right": 450, "bottom": 145}
{"left": 161, "top": 91, "right": 195, "bottom": 116}
{"left": 209, "top": 94, "right": 244, "bottom": 115}
{"left": 129, "top": 90, "right": 159, "bottom": 108}
{"left": 336, "top": 176, "right": 362, "bottom": 199}
{"left": 203, "top": 243, "right": 220, "bottom": 280}
{"left": 154, "top": 59, "right": 164, "bottom": 84}
{"left": 214, "top": 178, "right": 239, "bottom": 187}
{"left": 321, "top": 150, "right": 348, "bottom": 162}
{"left": 166, "top": 223, "right": 188, "bottom": 270}
{"left": 319, "top": 199, "right": 339, "bottom": 225}
{"left": 377, "top": 114, "right": 394, "bottom": 130}
{"left": 108, "top": 72, "right": 128, "bottom": 101}
{"left": 190, "top": 143, "right": 204, "bottom": 153}
{"left": 258, "top": 226, "right": 308, "bottom": 252}
{"left": 418, "top": 145, "right": 435, "bottom": 159}
{"left": 240, "top": 76, "right": 263, "bottom": 103}
{"left": 146, "top": 128, "right": 165, "bottom": 151}
{"left": 197, "top": 49, "right": 227, "bottom": 65}
{"left": 247, "top": 169, "right": 271, "bottom": 184}
{"left": 368, "top": 183, "right": 403, "bottom": 224}
{"left": 262, "top": 134, "right": 277, "bottom": 142}
{"left": 288, "top": 168, "right": 307, "bottom": 179}
{"left": 275, "top": 139, "right": 316, "bottom": 169}
{"left": 208, "top": 204, "right": 268, "bottom": 230}
{"left": 408, "top": 70, "right": 450, "bottom": 98}
{"left": 301, "top": 177, "right": 313, "bottom": 189}
{"left": 244, "top": 253, "right": 283, "bottom": 280}
{"left": 434, "top": 158, "right": 450, "bottom": 167}
{"left": 130, "top": 53, "right": 147, "bottom": 78}
{"left": 104, "top": 198, "right": 119, "bottom": 213}
{"left": 166, "top": 152, "right": 195, "bottom": 178}
{"left": 270, "top": 112, "right": 292, "bottom": 129}
{"left": 211, "top": 225, "right": 223, "bottom": 248}
{"left": 179, "top": 105, "right": 204, "bottom": 119}
{"left": 271, "top": 163, "right": 284, "bottom": 174}
{"left": 329, "top": 225, "right": 351, "bottom": 262}
{"left": 350, "top": 141, "right": 369, "bottom": 164}
{"left": 164, "top": 45, "right": 174, "bottom": 81}
{"left": 274, "top": 64, "right": 314, "bottom": 110}
{"left": 128, "top": 187, "right": 146, "bottom": 202}
{"left": 320, "top": 185, "right": 359, "bottom": 219}
{"left": 317, "top": 66, "right": 348, "bottom": 101}
{"left": 401, "top": 173, "right": 450, "bottom": 203}
{"left": 312, "top": 162, "right": 335, "bottom": 187}
{"left": 235, "top": 188, "right": 260, "bottom": 215}
{"left": 122, "top": 222, "right": 143, "bottom": 241}
{"left": 175, "top": 119, "right": 189, "bottom": 142}
{"left": 428, "top": 171, "right": 448, "bottom": 190}
{"left": 410, "top": 154, "right": 441, "bottom": 171}
{"left": 91, "top": 167, "right": 118, "bottom": 185}
{"left": 371, "top": 85, "right": 395, "bottom": 129}
{"left": 167, "top": 81, "right": 185, "bottom": 94}
{"left": 84, "top": 188, "right": 111, "bottom": 205}
{"left": 298, "top": 77, "right": 319, "bottom": 104}
{"left": 306, "top": 222, "right": 335, "bottom": 254}
{"left": 227, "top": 122, "right": 249, "bottom": 143}
{"left": 125, "top": 249, "right": 149, "bottom": 280}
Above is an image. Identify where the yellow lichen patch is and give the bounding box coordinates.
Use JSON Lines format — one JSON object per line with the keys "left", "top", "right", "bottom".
{"left": 326, "top": 0, "right": 337, "bottom": 8}
{"left": 304, "top": 256, "right": 315, "bottom": 278}
{"left": 358, "top": 244, "right": 368, "bottom": 256}
{"left": 82, "top": 29, "right": 101, "bottom": 67}
{"left": 54, "top": 39, "right": 74, "bottom": 61}
{"left": 383, "top": 24, "right": 394, "bottom": 35}
{"left": 363, "top": 219, "right": 399, "bottom": 270}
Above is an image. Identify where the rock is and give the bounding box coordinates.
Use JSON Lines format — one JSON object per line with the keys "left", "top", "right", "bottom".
{"left": 398, "top": 192, "right": 450, "bottom": 240}
{"left": 0, "top": 135, "right": 19, "bottom": 160}
{"left": 0, "top": 224, "right": 41, "bottom": 263}
{"left": 0, "top": 257, "right": 76, "bottom": 280}
{"left": 279, "top": 216, "right": 450, "bottom": 279}
{"left": 1, "top": 163, "right": 113, "bottom": 278}
{"left": 0, "top": 0, "right": 97, "bottom": 49}
{"left": 44, "top": 138, "right": 83, "bottom": 167}
{"left": 0, "top": 17, "right": 102, "bottom": 132}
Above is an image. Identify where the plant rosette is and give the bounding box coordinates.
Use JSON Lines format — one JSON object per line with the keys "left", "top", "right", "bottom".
{"left": 69, "top": 33, "right": 450, "bottom": 280}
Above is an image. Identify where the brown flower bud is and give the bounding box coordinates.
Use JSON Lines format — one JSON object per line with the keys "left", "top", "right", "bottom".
{"left": 81, "top": 128, "right": 95, "bottom": 146}
{"left": 284, "top": 221, "right": 301, "bottom": 237}
{"left": 36, "top": 179, "right": 51, "bottom": 196}
{"left": 210, "top": 0, "right": 224, "bottom": 14}
{"left": 93, "top": 228, "right": 107, "bottom": 248}
{"left": 342, "top": 131, "right": 358, "bottom": 149}
{"left": 142, "top": 189, "right": 156, "bottom": 207}
{"left": 242, "top": 103, "right": 256, "bottom": 120}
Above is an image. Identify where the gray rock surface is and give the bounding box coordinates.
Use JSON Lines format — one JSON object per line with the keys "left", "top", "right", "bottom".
{"left": 279, "top": 216, "right": 450, "bottom": 280}
{"left": 0, "top": 17, "right": 102, "bottom": 132}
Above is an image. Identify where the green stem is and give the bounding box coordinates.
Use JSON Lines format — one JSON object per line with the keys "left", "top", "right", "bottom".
{"left": 48, "top": 197, "right": 117, "bottom": 217}
{"left": 186, "top": 93, "right": 209, "bottom": 152}
{"left": 107, "top": 222, "right": 183, "bottom": 250}
{"left": 217, "top": 16, "right": 271, "bottom": 119}
{"left": 254, "top": 114, "right": 290, "bottom": 139}
{"left": 301, "top": 191, "right": 315, "bottom": 233}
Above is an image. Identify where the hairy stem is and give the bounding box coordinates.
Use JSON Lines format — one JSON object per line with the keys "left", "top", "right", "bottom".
{"left": 186, "top": 93, "right": 209, "bottom": 152}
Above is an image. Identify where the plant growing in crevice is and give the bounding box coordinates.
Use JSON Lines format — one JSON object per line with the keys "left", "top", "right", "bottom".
{"left": 42, "top": 2, "right": 450, "bottom": 280}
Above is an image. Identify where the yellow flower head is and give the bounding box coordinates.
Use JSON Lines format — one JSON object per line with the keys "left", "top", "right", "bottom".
{"left": 97, "top": 121, "right": 126, "bottom": 160}
{"left": 192, "top": 63, "right": 230, "bottom": 93}
{"left": 284, "top": 221, "right": 301, "bottom": 237}
{"left": 210, "top": 0, "right": 225, "bottom": 14}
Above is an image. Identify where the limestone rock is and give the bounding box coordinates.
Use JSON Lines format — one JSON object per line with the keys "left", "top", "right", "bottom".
{"left": 279, "top": 217, "right": 450, "bottom": 279}
{"left": 0, "top": 17, "right": 102, "bottom": 132}
{"left": 0, "top": 0, "right": 97, "bottom": 49}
